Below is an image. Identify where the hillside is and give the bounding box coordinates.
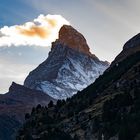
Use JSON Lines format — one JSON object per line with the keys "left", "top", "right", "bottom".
{"left": 0, "top": 82, "right": 55, "bottom": 140}
{"left": 17, "top": 34, "right": 140, "bottom": 140}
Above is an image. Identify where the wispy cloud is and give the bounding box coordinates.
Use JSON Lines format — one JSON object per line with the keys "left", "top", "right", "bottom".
{"left": 0, "top": 14, "right": 69, "bottom": 47}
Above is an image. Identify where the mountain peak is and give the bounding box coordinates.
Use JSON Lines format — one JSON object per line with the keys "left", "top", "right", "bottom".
{"left": 24, "top": 25, "right": 109, "bottom": 99}
{"left": 9, "top": 82, "right": 21, "bottom": 92}
{"left": 58, "top": 25, "right": 91, "bottom": 55}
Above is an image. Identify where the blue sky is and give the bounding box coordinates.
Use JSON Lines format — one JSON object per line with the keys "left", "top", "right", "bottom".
{"left": 0, "top": 0, "right": 140, "bottom": 93}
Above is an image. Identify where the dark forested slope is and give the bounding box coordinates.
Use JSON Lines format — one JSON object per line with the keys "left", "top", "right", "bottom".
{"left": 17, "top": 34, "right": 140, "bottom": 140}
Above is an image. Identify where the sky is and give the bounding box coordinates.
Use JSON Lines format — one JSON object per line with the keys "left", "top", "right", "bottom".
{"left": 0, "top": 0, "right": 140, "bottom": 93}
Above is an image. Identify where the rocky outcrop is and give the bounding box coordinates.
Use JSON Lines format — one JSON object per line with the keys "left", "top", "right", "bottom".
{"left": 58, "top": 25, "right": 91, "bottom": 56}
{"left": 111, "top": 33, "right": 140, "bottom": 67}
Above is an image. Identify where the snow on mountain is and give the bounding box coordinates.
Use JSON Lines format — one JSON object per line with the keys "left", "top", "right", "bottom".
{"left": 24, "top": 25, "right": 109, "bottom": 99}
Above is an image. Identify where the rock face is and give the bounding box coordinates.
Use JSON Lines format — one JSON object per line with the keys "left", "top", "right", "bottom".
{"left": 59, "top": 25, "right": 91, "bottom": 56}
{"left": 24, "top": 25, "right": 109, "bottom": 99}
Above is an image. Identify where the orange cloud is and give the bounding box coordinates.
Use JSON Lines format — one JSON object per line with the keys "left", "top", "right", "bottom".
{"left": 17, "top": 26, "right": 50, "bottom": 39}
{"left": 0, "top": 14, "right": 70, "bottom": 47}
{"left": 47, "top": 18, "right": 57, "bottom": 27}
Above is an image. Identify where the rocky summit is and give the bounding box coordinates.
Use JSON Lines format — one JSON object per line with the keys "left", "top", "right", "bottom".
{"left": 58, "top": 25, "right": 91, "bottom": 56}
{"left": 24, "top": 25, "right": 109, "bottom": 99}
